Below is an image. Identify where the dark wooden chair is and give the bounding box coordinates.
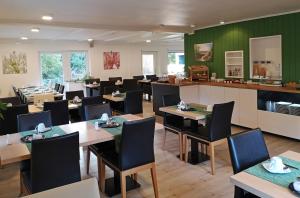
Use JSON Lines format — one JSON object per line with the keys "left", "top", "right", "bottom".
{"left": 228, "top": 129, "right": 269, "bottom": 198}
{"left": 43, "top": 100, "right": 69, "bottom": 126}
{"left": 99, "top": 117, "right": 159, "bottom": 198}
{"left": 183, "top": 101, "right": 234, "bottom": 175}
{"left": 20, "top": 132, "right": 81, "bottom": 195}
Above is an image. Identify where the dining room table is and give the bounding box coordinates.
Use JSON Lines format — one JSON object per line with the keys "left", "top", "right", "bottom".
{"left": 18, "top": 86, "right": 64, "bottom": 103}
{"left": 231, "top": 150, "right": 300, "bottom": 198}
{"left": 0, "top": 114, "right": 164, "bottom": 196}
{"left": 103, "top": 94, "right": 125, "bottom": 102}
{"left": 159, "top": 103, "right": 211, "bottom": 164}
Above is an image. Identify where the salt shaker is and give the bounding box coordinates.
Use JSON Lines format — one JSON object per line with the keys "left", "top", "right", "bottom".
{"left": 94, "top": 121, "right": 99, "bottom": 130}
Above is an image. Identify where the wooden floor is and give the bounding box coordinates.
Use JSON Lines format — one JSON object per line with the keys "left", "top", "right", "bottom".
{"left": 1, "top": 101, "right": 300, "bottom": 198}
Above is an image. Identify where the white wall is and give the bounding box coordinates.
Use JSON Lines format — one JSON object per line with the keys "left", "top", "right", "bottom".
{"left": 0, "top": 40, "right": 183, "bottom": 97}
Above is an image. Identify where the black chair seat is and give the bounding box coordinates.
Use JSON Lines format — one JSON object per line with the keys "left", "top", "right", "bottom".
{"left": 101, "top": 150, "right": 120, "bottom": 170}
{"left": 89, "top": 141, "right": 115, "bottom": 154}
{"left": 184, "top": 126, "right": 210, "bottom": 142}
{"left": 164, "top": 118, "right": 192, "bottom": 133}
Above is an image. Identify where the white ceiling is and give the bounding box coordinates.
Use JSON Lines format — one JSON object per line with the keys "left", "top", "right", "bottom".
{"left": 0, "top": 0, "right": 299, "bottom": 42}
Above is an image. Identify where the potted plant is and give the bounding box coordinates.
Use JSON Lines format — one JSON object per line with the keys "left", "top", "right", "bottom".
{"left": 0, "top": 101, "right": 7, "bottom": 120}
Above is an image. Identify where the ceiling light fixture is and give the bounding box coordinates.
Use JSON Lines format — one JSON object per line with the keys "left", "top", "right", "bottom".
{"left": 31, "top": 28, "right": 40, "bottom": 32}
{"left": 20, "top": 37, "right": 28, "bottom": 40}
{"left": 42, "top": 15, "right": 53, "bottom": 21}
{"left": 190, "top": 24, "right": 196, "bottom": 28}
{"left": 87, "top": 38, "right": 93, "bottom": 42}
{"left": 146, "top": 40, "right": 151, "bottom": 43}
{"left": 220, "top": 21, "right": 225, "bottom": 25}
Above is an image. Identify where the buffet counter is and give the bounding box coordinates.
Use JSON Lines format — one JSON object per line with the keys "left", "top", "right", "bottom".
{"left": 152, "top": 81, "right": 300, "bottom": 140}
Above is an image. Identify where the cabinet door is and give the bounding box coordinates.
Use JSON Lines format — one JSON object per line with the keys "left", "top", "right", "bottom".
{"left": 198, "top": 85, "right": 211, "bottom": 105}
{"left": 239, "top": 89, "right": 258, "bottom": 128}
{"left": 224, "top": 87, "right": 239, "bottom": 125}
{"left": 180, "top": 85, "right": 199, "bottom": 103}
{"left": 209, "top": 86, "right": 225, "bottom": 105}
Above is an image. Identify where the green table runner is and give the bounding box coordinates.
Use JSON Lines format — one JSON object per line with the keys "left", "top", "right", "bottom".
{"left": 245, "top": 157, "right": 300, "bottom": 188}
{"left": 89, "top": 117, "right": 127, "bottom": 152}
{"left": 20, "top": 126, "right": 66, "bottom": 151}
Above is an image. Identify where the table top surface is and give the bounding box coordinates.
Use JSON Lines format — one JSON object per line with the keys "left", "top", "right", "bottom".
{"left": 103, "top": 94, "right": 125, "bottom": 102}
{"left": 138, "top": 80, "right": 151, "bottom": 83}
{"left": 0, "top": 114, "right": 163, "bottom": 167}
{"left": 230, "top": 150, "right": 300, "bottom": 198}
{"left": 29, "top": 103, "right": 80, "bottom": 113}
{"left": 159, "top": 103, "right": 208, "bottom": 120}
{"left": 23, "top": 178, "right": 100, "bottom": 198}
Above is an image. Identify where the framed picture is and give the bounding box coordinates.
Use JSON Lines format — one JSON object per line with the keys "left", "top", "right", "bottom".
{"left": 103, "top": 51, "right": 120, "bottom": 70}
{"left": 2, "top": 51, "right": 27, "bottom": 74}
{"left": 194, "top": 43, "right": 213, "bottom": 62}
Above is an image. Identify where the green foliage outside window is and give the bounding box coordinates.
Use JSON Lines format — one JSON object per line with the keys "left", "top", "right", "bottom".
{"left": 70, "top": 52, "right": 88, "bottom": 80}
{"left": 40, "top": 53, "right": 63, "bottom": 85}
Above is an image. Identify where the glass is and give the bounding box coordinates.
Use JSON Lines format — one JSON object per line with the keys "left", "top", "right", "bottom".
{"left": 70, "top": 51, "right": 88, "bottom": 80}
{"left": 40, "top": 53, "right": 63, "bottom": 85}
{"left": 142, "top": 54, "right": 155, "bottom": 75}
{"left": 167, "top": 52, "right": 185, "bottom": 75}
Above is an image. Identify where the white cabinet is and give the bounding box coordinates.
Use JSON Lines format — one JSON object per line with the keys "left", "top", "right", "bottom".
{"left": 258, "top": 110, "right": 300, "bottom": 139}
{"left": 225, "top": 50, "right": 244, "bottom": 78}
{"left": 239, "top": 89, "right": 258, "bottom": 128}
{"left": 224, "top": 87, "right": 240, "bottom": 125}
{"left": 180, "top": 85, "right": 199, "bottom": 103}
{"left": 198, "top": 85, "right": 211, "bottom": 105}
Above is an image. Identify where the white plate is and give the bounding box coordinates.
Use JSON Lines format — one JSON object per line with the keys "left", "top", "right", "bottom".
{"left": 262, "top": 161, "right": 291, "bottom": 174}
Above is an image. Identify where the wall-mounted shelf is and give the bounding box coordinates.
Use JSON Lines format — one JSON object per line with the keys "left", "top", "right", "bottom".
{"left": 225, "top": 50, "right": 244, "bottom": 79}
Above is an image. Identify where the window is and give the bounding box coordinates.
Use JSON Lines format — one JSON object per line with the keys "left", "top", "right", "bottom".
{"left": 167, "top": 52, "right": 185, "bottom": 75}
{"left": 40, "top": 53, "right": 63, "bottom": 85}
{"left": 142, "top": 52, "right": 157, "bottom": 75}
{"left": 70, "top": 51, "right": 88, "bottom": 80}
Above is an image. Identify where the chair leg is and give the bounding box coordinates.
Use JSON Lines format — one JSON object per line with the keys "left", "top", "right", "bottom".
{"left": 121, "top": 173, "right": 127, "bottom": 198}
{"left": 151, "top": 164, "right": 159, "bottom": 198}
{"left": 162, "top": 129, "right": 167, "bottom": 149}
{"left": 19, "top": 172, "right": 24, "bottom": 196}
{"left": 184, "top": 135, "right": 189, "bottom": 163}
{"left": 86, "top": 147, "right": 90, "bottom": 174}
{"left": 179, "top": 133, "right": 183, "bottom": 160}
{"left": 209, "top": 143, "right": 215, "bottom": 175}
{"left": 133, "top": 173, "right": 138, "bottom": 181}
{"left": 99, "top": 158, "right": 106, "bottom": 192}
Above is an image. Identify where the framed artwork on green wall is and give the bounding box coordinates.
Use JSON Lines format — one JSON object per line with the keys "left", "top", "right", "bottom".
{"left": 194, "top": 42, "right": 213, "bottom": 62}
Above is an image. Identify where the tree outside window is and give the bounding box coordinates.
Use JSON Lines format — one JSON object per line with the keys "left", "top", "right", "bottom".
{"left": 70, "top": 51, "right": 88, "bottom": 80}
{"left": 40, "top": 53, "right": 63, "bottom": 85}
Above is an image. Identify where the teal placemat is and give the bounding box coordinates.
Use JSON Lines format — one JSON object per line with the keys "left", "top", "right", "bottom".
{"left": 89, "top": 117, "right": 127, "bottom": 152}
{"left": 245, "top": 157, "right": 300, "bottom": 188}
{"left": 20, "top": 126, "right": 66, "bottom": 151}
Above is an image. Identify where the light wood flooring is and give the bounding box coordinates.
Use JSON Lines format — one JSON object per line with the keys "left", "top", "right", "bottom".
{"left": 1, "top": 101, "right": 300, "bottom": 198}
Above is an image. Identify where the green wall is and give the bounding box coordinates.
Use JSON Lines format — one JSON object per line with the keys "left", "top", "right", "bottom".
{"left": 184, "top": 12, "right": 300, "bottom": 82}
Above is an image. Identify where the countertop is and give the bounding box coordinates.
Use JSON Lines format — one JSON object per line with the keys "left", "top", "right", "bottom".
{"left": 152, "top": 81, "right": 300, "bottom": 94}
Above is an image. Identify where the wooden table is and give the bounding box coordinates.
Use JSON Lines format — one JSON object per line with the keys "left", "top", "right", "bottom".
{"left": 231, "top": 151, "right": 300, "bottom": 198}
{"left": 159, "top": 103, "right": 210, "bottom": 165}
{"left": 138, "top": 80, "right": 151, "bottom": 83}
{"left": 23, "top": 178, "right": 100, "bottom": 198}
{"left": 0, "top": 114, "right": 164, "bottom": 167}
{"left": 29, "top": 103, "right": 80, "bottom": 113}
{"left": 103, "top": 94, "right": 125, "bottom": 102}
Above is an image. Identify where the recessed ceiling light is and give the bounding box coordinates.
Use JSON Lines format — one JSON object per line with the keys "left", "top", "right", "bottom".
{"left": 190, "top": 24, "right": 196, "bottom": 28}
{"left": 20, "top": 37, "right": 28, "bottom": 40}
{"left": 42, "top": 15, "right": 53, "bottom": 21}
{"left": 146, "top": 40, "right": 151, "bottom": 43}
{"left": 220, "top": 21, "right": 225, "bottom": 25}
{"left": 87, "top": 38, "right": 93, "bottom": 42}
{"left": 31, "top": 28, "right": 40, "bottom": 32}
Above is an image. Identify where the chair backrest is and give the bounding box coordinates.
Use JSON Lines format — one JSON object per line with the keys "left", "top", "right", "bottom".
{"left": 104, "top": 86, "right": 118, "bottom": 95}
{"left": 12, "top": 86, "right": 19, "bottom": 97}
{"left": 92, "top": 88, "right": 100, "bottom": 97}
{"left": 54, "top": 83, "right": 60, "bottom": 92}
{"left": 0, "top": 104, "right": 29, "bottom": 135}
{"left": 146, "top": 75, "right": 158, "bottom": 81}
{"left": 17, "top": 111, "right": 52, "bottom": 132}
{"left": 122, "top": 79, "right": 138, "bottom": 91}
{"left": 0, "top": 97, "right": 21, "bottom": 106}
{"left": 85, "top": 78, "right": 100, "bottom": 85}
{"left": 65, "top": 90, "right": 84, "bottom": 100}
{"left": 33, "top": 94, "right": 55, "bottom": 105}
{"left": 81, "top": 96, "right": 102, "bottom": 120}
{"left": 58, "top": 85, "right": 65, "bottom": 94}
{"left": 109, "top": 77, "right": 122, "bottom": 83}
{"left": 162, "top": 94, "right": 181, "bottom": 107}
{"left": 99, "top": 81, "right": 115, "bottom": 95}
{"left": 119, "top": 117, "right": 156, "bottom": 170}
{"left": 206, "top": 101, "right": 234, "bottom": 141}
{"left": 84, "top": 103, "right": 112, "bottom": 121}
{"left": 227, "top": 129, "right": 270, "bottom": 174}
{"left": 30, "top": 132, "right": 81, "bottom": 193}
{"left": 124, "top": 90, "right": 143, "bottom": 114}
{"left": 133, "top": 75, "right": 144, "bottom": 80}
{"left": 43, "top": 100, "right": 69, "bottom": 126}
